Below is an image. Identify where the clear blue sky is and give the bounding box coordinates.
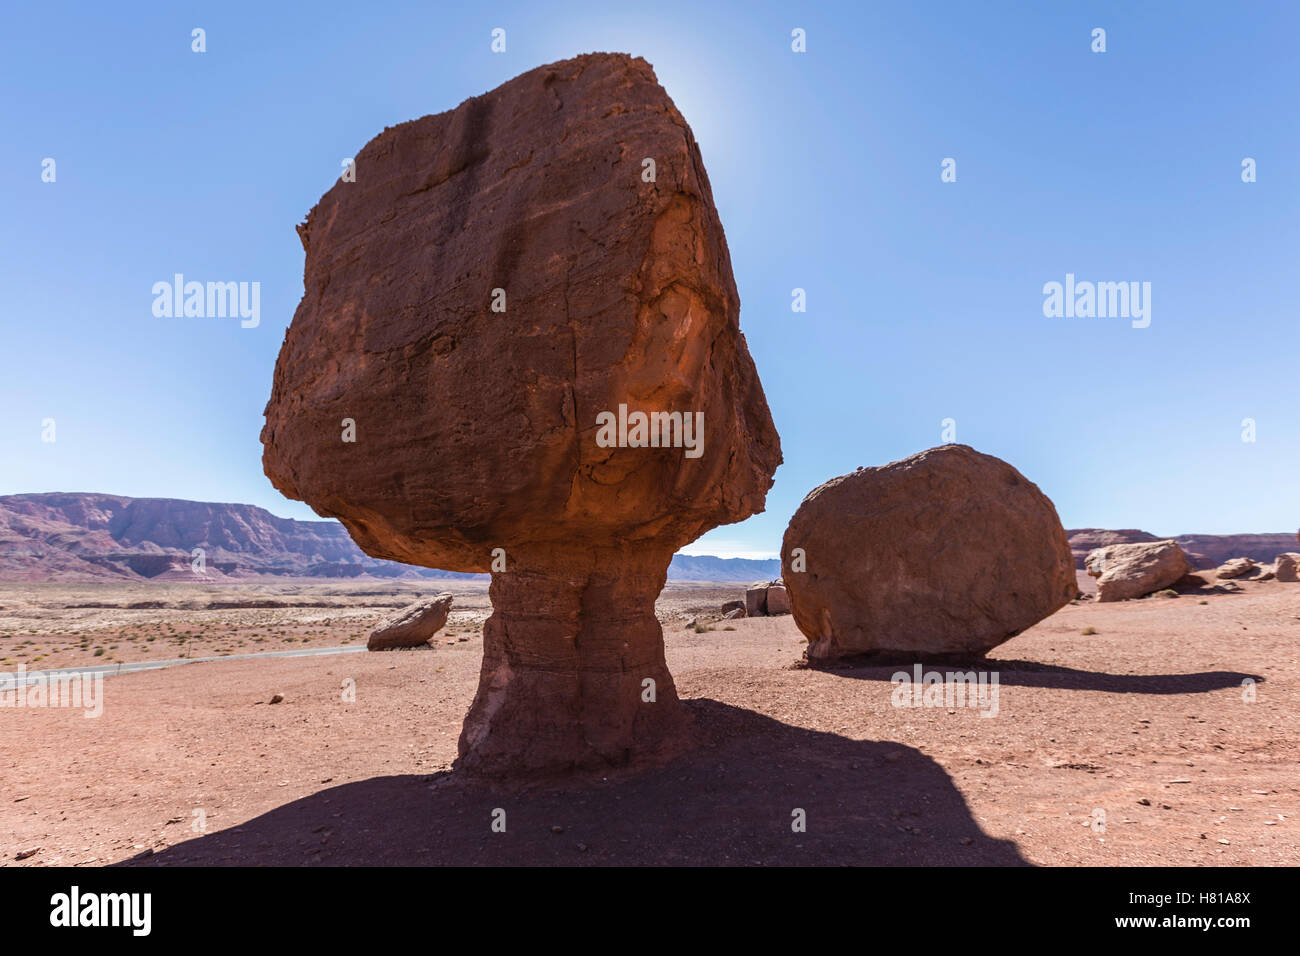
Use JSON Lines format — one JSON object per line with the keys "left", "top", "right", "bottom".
{"left": 2, "top": 1, "right": 1296, "bottom": 558}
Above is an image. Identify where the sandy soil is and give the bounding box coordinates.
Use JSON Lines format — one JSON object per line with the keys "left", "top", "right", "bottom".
{"left": 1, "top": 578, "right": 1296, "bottom": 866}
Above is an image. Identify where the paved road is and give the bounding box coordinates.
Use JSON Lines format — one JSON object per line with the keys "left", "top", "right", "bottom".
{"left": 2, "top": 645, "right": 367, "bottom": 688}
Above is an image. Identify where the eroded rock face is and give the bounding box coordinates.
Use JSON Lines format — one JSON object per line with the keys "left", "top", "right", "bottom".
{"left": 368, "top": 593, "right": 453, "bottom": 650}
{"left": 1085, "top": 540, "right": 1190, "bottom": 602}
{"left": 780, "top": 445, "right": 1076, "bottom": 661}
{"left": 261, "top": 53, "right": 781, "bottom": 775}
{"left": 1275, "top": 553, "right": 1300, "bottom": 583}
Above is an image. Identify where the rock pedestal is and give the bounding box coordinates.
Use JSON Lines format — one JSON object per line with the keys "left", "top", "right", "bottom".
{"left": 459, "top": 546, "right": 687, "bottom": 775}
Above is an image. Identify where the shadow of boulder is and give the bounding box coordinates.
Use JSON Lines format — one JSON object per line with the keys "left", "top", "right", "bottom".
{"left": 123, "top": 699, "right": 1026, "bottom": 866}
{"left": 807, "top": 658, "right": 1262, "bottom": 695}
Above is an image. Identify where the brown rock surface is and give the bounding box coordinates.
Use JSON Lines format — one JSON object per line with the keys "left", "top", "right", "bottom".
{"left": 1215, "top": 557, "right": 1257, "bottom": 580}
{"left": 743, "top": 579, "right": 789, "bottom": 616}
{"left": 765, "top": 581, "right": 791, "bottom": 615}
{"left": 1276, "top": 553, "right": 1300, "bottom": 583}
{"left": 780, "top": 445, "right": 1076, "bottom": 661}
{"left": 1085, "top": 540, "right": 1191, "bottom": 602}
{"left": 260, "top": 53, "right": 781, "bottom": 775}
{"left": 367, "top": 593, "right": 453, "bottom": 650}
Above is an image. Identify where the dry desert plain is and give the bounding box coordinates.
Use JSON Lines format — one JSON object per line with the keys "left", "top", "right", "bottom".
{"left": 1, "top": 574, "right": 1297, "bottom": 866}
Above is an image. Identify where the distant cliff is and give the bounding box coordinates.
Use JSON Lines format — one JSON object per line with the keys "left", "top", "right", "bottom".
{"left": 0, "top": 493, "right": 780, "bottom": 583}
{"left": 1067, "top": 528, "right": 1297, "bottom": 570}
{"left": 7, "top": 494, "right": 1287, "bottom": 582}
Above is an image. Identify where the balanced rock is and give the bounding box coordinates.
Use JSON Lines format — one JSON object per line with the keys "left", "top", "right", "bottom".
{"left": 261, "top": 54, "right": 781, "bottom": 775}
{"left": 780, "top": 445, "right": 1076, "bottom": 661}
{"left": 1215, "top": 557, "right": 1256, "bottom": 580}
{"left": 1276, "top": 553, "right": 1300, "bottom": 582}
{"left": 367, "top": 593, "right": 453, "bottom": 650}
{"left": 1085, "top": 540, "right": 1191, "bottom": 602}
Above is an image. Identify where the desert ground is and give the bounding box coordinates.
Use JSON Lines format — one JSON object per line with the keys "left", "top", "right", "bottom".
{"left": 1, "top": 575, "right": 1296, "bottom": 866}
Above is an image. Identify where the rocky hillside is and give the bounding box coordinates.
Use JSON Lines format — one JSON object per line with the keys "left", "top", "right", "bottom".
{"left": 5, "top": 494, "right": 1288, "bottom": 582}
{"left": 0, "top": 493, "right": 780, "bottom": 582}
{"left": 1067, "top": 528, "right": 1297, "bottom": 570}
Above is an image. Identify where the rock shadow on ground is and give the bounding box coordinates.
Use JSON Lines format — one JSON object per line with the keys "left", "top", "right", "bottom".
{"left": 805, "top": 657, "right": 1262, "bottom": 695}
{"left": 123, "top": 699, "right": 1026, "bottom": 867}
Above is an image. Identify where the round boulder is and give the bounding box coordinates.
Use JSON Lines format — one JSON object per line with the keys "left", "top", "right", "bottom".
{"left": 780, "top": 445, "right": 1076, "bottom": 661}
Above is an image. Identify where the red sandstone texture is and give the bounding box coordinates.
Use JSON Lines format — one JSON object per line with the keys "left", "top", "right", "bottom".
{"left": 261, "top": 54, "right": 781, "bottom": 775}
{"left": 780, "top": 445, "right": 1077, "bottom": 661}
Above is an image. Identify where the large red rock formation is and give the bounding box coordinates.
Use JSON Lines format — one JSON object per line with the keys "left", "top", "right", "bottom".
{"left": 780, "top": 445, "right": 1076, "bottom": 661}
{"left": 261, "top": 53, "right": 781, "bottom": 775}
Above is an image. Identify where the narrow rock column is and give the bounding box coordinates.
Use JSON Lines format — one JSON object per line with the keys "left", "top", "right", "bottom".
{"left": 458, "top": 545, "right": 686, "bottom": 775}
